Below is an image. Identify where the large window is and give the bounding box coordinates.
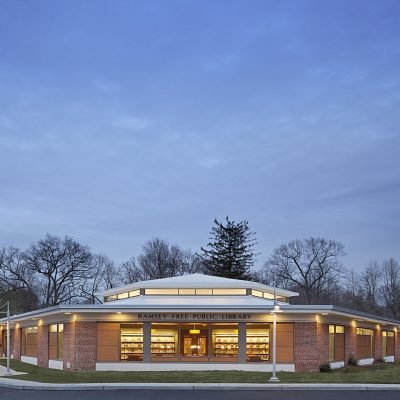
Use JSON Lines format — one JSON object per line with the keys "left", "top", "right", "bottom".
{"left": 49, "top": 324, "right": 63, "bottom": 360}
{"left": 105, "top": 288, "right": 249, "bottom": 302}
{"left": 211, "top": 324, "right": 238, "bottom": 360}
{"left": 382, "top": 331, "right": 395, "bottom": 357}
{"left": 246, "top": 323, "right": 270, "bottom": 362}
{"left": 22, "top": 327, "right": 38, "bottom": 357}
{"left": 151, "top": 324, "right": 179, "bottom": 359}
{"left": 328, "top": 325, "right": 344, "bottom": 362}
{"left": 97, "top": 321, "right": 294, "bottom": 364}
{"left": 1, "top": 330, "right": 6, "bottom": 357}
{"left": 120, "top": 324, "right": 143, "bottom": 361}
{"left": 356, "top": 328, "right": 374, "bottom": 359}
{"left": 251, "top": 290, "right": 286, "bottom": 302}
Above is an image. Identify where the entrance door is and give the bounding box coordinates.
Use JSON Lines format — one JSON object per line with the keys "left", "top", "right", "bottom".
{"left": 180, "top": 325, "right": 208, "bottom": 357}
{"left": 183, "top": 336, "right": 207, "bottom": 356}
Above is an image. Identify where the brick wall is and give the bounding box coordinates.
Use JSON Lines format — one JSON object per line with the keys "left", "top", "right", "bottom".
{"left": 395, "top": 331, "right": 400, "bottom": 361}
{"left": 12, "top": 328, "right": 21, "bottom": 360}
{"left": 37, "top": 325, "right": 49, "bottom": 367}
{"left": 374, "top": 329, "right": 382, "bottom": 360}
{"left": 63, "top": 321, "right": 75, "bottom": 370}
{"left": 294, "top": 322, "right": 319, "bottom": 372}
{"left": 317, "top": 323, "right": 329, "bottom": 366}
{"left": 63, "top": 321, "right": 97, "bottom": 371}
{"left": 344, "top": 325, "right": 356, "bottom": 365}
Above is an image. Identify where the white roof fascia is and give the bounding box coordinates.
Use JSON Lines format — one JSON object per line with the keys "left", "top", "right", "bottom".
{"left": 2, "top": 304, "right": 400, "bottom": 327}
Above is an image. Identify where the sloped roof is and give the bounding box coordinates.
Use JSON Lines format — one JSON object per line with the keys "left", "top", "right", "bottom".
{"left": 97, "top": 273, "right": 298, "bottom": 298}
{"left": 102, "top": 294, "right": 276, "bottom": 307}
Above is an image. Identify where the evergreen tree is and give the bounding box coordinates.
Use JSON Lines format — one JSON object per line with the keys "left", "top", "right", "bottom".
{"left": 200, "top": 216, "right": 257, "bottom": 280}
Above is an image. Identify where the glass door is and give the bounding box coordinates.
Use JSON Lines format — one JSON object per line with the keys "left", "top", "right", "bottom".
{"left": 180, "top": 324, "right": 208, "bottom": 357}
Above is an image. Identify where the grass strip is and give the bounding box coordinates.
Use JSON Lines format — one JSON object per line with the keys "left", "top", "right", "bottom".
{"left": 1, "top": 360, "right": 400, "bottom": 384}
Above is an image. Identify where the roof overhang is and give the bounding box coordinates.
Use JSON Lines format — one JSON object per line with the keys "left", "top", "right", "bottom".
{"left": 1, "top": 303, "right": 399, "bottom": 328}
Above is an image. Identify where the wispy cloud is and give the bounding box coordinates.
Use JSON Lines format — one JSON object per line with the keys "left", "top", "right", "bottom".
{"left": 92, "top": 78, "right": 119, "bottom": 93}
{"left": 111, "top": 116, "right": 152, "bottom": 131}
{"left": 197, "top": 157, "right": 223, "bottom": 169}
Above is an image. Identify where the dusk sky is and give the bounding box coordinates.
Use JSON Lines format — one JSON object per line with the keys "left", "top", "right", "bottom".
{"left": 0, "top": 0, "right": 399, "bottom": 271}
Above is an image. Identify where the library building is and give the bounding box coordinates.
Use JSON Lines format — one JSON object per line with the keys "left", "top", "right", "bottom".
{"left": 1, "top": 274, "right": 400, "bottom": 372}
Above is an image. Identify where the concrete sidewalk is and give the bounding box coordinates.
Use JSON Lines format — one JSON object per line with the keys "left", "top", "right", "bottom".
{"left": 0, "top": 365, "right": 27, "bottom": 377}
{"left": 0, "top": 378, "right": 400, "bottom": 391}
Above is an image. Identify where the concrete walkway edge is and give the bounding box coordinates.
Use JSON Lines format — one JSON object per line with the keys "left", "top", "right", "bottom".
{"left": 1, "top": 378, "right": 400, "bottom": 391}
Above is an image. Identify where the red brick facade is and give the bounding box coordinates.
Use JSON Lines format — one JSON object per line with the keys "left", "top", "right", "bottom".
{"left": 395, "top": 331, "right": 400, "bottom": 360}
{"left": 63, "top": 321, "right": 97, "bottom": 371}
{"left": 63, "top": 321, "right": 75, "bottom": 370}
{"left": 344, "top": 324, "right": 356, "bottom": 365}
{"left": 12, "top": 327, "right": 21, "bottom": 361}
{"left": 5, "top": 319, "right": 399, "bottom": 373}
{"left": 317, "top": 323, "right": 329, "bottom": 366}
{"left": 294, "top": 322, "right": 319, "bottom": 372}
{"left": 374, "top": 328, "right": 382, "bottom": 360}
{"left": 37, "top": 325, "right": 49, "bottom": 368}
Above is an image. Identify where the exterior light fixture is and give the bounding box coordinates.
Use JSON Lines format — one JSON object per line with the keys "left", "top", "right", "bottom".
{"left": 269, "top": 291, "right": 282, "bottom": 383}
{"left": 64, "top": 312, "right": 71, "bottom": 315}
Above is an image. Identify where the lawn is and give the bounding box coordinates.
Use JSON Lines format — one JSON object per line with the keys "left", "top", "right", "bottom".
{"left": 1, "top": 360, "right": 400, "bottom": 384}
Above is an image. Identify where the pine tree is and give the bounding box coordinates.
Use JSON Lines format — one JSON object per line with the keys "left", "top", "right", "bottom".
{"left": 200, "top": 216, "right": 257, "bottom": 280}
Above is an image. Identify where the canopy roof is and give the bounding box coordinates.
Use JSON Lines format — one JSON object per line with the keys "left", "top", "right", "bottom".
{"left": 97, "top": 273, "right": 299, "bottom": 299}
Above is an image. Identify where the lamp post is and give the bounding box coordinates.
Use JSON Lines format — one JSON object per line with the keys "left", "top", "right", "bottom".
{"left": 269, "top": 291, "right": 282, "bottom": 383}
{"left": 0, "top": 301, "right": 11, "bottom": 376}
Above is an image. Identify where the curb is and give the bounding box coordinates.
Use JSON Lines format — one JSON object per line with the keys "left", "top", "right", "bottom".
{"left": 1, "top": 380, "right": 400, "bottom": 391}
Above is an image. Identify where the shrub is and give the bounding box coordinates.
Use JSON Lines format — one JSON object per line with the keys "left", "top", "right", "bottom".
{"left": 374, "top": 357, "right": 385, "bottom": 364}
{"left": 320, "top": 363, "right": 331, "bottom": 373}
{"left": 348, "top": 354, "right": 358, "bottom": 366}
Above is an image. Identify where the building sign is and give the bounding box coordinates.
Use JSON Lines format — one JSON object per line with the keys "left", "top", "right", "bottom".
{"left": 136, "top": 312, "right": 254, "bottom": 321}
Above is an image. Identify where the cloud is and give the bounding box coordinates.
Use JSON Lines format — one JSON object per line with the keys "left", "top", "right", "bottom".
{"left": 197, "top": 157, "right": 222, "bottom": 169}
{"left": 111, "top": 116, "right": 152, "bottom": 131}
{"left": 93, "top": 79, "right": 119, "bottom": 93}
{"left": 0, "top": 114, "right": 18, "bottom": 130}
{"left": 203, "top": 52, "right": 239, "bottom": 72}
{"left": 315, "top": 180, "right": 400, "bottom": 203}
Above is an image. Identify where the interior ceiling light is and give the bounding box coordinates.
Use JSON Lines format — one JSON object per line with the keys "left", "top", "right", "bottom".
{"left": 189, "top": 323, "right": 200, "bottom": 335}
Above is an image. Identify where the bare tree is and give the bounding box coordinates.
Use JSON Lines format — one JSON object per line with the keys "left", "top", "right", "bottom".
{"left": 253, "top": 266, "right": 294, "bottom": 290}
{"left": 0, "top": 246, "right": 38, "bottom": 291}
{"left": 381, "top": 258, "right": 400, "bottom": 319}
{"left": 180, "top": 250, "right": 205, "bottom": 274}
{"left": 340, "top": 269, "right": 364, "bottom": 310}
{"left": 120, "top": 238, "right": 203, "bottom": 283}
{"left": 119, "top": 257, "right": 143, "bottom": 284}
{"left": 136, "top": 238, "right": 184, "bottom": 280}
{"left": 264, "top": 237, "right": 345, "bottom": 304}
{"left": 24, "top": 234, "right": 92, "bottom": 306}
{"left": 80, "top": 254, "right": 120, "bottom": 304}
{"left": 360, "top": 261, "right": 382, "bottom": 314}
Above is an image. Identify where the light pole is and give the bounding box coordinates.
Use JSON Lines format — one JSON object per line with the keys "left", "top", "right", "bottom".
{"left": 269, "top": 291, "right": 282, "bottom": 383}
{"left": 0, "top": 301, "right": 11, "bottom": 376}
